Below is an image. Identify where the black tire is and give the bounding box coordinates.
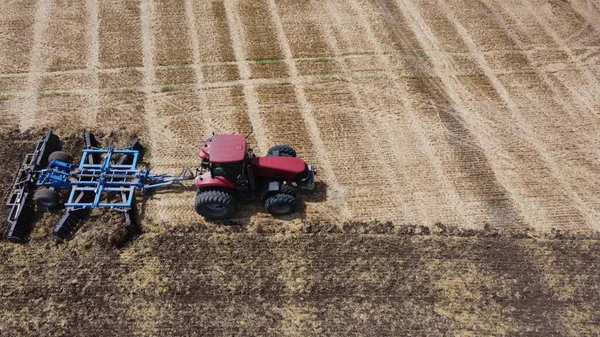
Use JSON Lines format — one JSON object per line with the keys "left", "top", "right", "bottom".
{"left": 48, "top": 151, "right": 73, "bottom": 164}
{"left": 34, "top": 188, "right": 60, "bottom": 208}
{"left": 267, "top": 145, "right": 296, "bottom": 157}
{"left": 265, "top": 193, "right": 297, "bottom": 216}
{"left": 279, "top": 184, "right": 296, "bottom": 197}
{"left": 195, "top": 189, "right": 235, "bottom": 220}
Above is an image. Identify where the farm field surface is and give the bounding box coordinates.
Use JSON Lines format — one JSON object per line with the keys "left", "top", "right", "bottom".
{"left": 1, "top": 0, "right": 599, "bottom": 335}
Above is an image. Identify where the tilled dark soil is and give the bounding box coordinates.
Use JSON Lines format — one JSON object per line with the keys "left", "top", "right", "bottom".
{"left": 1, "top": 130, "right": 599, "bottom": 336}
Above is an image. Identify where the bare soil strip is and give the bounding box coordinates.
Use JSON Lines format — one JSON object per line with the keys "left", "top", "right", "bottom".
{"left": 1, "top": 220, "right": 597, "bottom": 335}
{"left": 154, "top": 0, "right": 192, "bottom": 67}
{"left": 42, "top": 0, "right": 87, "bottom": 72}
{"left": 0, "top": 0, "right": 37, "bottom": 75}
{"left": 21, "top": 0, "right": 53, "bottom": 131}
{"left": 191, "top": 1, "right": 236, "bottom": 63}
{"left": 84, "top": 0, "right": 100, "bottom": 128}
{"left": 99, "top": 0, "right": 143, "bottom": 68}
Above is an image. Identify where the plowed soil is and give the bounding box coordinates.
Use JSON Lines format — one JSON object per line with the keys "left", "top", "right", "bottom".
{"left": 1, "top": 0, "right": 600, "bottom": 335}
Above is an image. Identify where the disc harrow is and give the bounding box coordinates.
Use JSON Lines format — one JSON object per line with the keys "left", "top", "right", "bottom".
{"left": 5, "top": 131, "right": 197, "bottom": 243}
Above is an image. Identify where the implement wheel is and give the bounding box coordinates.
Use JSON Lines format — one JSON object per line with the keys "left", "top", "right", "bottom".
{"left": 265, "top": 193, "right": 297, "bottom": 216}
{"left": 266, "top": 145, "right": 296, "bottom": 157}
{"left": 48, "top": 151, "right": 73, "bottom": 164}
{"left": 34, "top": 188, "right": 60, "bottom": 208}
{"left": 195, "top": 190, "right": 235, "bottom": 220}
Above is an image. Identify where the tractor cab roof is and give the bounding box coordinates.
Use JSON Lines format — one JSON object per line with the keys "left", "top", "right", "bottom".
{"left": 209, "top": 134, "right": 247, "bottom": 163}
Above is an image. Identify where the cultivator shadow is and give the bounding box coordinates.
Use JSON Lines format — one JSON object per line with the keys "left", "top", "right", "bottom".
{"left": 5, "top": 131, "right": 196, "bottom": 243}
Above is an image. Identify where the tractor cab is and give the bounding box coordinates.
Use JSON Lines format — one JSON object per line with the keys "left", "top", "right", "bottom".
{"left": 196, "top": 133, "right": 255, "bottom": 191}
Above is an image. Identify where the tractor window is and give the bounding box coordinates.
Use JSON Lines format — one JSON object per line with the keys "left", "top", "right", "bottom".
{"left": 212, "top": 163, "right": 242, "bottom": 181}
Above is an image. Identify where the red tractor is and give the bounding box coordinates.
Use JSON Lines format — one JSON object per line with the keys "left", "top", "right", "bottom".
{"left": 193, "top": 128, "right": 316, "bottom": 219}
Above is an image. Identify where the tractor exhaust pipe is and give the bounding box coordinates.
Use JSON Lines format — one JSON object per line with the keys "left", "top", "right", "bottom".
{"left": 245, "top": 125, "right": 253, "bottom": 140}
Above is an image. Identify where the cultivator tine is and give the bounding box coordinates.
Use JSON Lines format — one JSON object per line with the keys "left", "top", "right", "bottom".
{"left": 83, "top": 131, "right": 101, "bottom": 164}
{"left": 5, "top": 131, "right": 61, "bottom": 243}
{"left": 117, "top": 138, "right": 144, "bottom": 165}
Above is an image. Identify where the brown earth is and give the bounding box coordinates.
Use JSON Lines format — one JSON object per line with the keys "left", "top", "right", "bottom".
{"left": 1, "top": 0, "right": 600, "bottom": 335}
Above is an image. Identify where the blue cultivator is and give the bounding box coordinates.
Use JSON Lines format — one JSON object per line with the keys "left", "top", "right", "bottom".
{"left": 5, "top": 131, "right": 196, "bottom": 243}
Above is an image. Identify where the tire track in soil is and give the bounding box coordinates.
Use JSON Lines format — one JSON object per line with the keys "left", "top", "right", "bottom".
{"left": 518, "top": 0, "right": 600, "bottom": 97}
{"left": 224, "top": 0, "right": 269, "bottom": 155}
{"left": 30, "top": 0, "right": 91, "bottom": 132}
{"left": 359, "top": 0, "right": 522, "bottom": 228}
{"left": 481, "top": 0, "right": 600, "bottom": 135}
{"left": 395, "top": 0, "right": 565, "bottom": 230}
{"left": 133, "top": 0, "right": 176, "bottom": 333}
{"left": 325, "top": 0, "right": 467, "bottom": 226}
{"left": 266, "top": 0, "right": 352, "bottom": 221}
{"left": 84, "top": 0, "right": 100, "bottom": 128}
{"left": 147, "top": 0, "right": 206, "bottom": 225}
{"left": 21, "top": 0, "right": 52, "bottom": 131}
{"left": 475, "top": 0, "right": 600, "bottom": 226}
{"left": 190, "top": 2, "right": 254, "bottom": 137}
{"left": 185, "top": 0, "right": 253, "bottom": 135}
{"left": 306, "top": 0, "right": 413, "bottom": 223}
{"left": 184, "top": 0, "right": 209, "bottom": 133}
{"left": 434, "top": 0, "right": 594, "bottom": 229}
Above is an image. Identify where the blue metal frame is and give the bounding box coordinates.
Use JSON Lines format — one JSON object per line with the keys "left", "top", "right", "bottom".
{"left": 35, "top": 145, "right": 195, "bottom": 212}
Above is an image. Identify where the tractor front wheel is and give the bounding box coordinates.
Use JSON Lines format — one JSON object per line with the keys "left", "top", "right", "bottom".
{"left": 279, "top": 184, "right": 296, "bottom": 197}
{"left": 266, "top": 145, "right": 296, "bottom": 157}
{"left": 34, "top": 188, "right": 60, "bottom": 208}
{"left": 48, "top": 151, "right": 73, "bottom": 164}
{"left": 265, "top": 193, "right": 297, "bottom": 216}
{"left": 195, "top": 190, "right": 235, "bottom": 220}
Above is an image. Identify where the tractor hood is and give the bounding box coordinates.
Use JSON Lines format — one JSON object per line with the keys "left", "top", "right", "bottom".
{"left": 250, "top": 156, "right": 308, "bottom": 181}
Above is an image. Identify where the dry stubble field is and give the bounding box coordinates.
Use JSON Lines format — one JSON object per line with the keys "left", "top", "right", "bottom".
{"left": 1, "top": 0, "right": 599, "bottom": 335}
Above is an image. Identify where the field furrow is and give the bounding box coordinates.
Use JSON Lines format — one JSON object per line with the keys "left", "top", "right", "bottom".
{"left": 21, "top": 0, "right": 53, "bottom": 131}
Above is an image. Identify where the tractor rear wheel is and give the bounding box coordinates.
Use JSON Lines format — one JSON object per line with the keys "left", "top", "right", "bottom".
{"left": 266, "top": 145, "right": 296, "bottom": 157}
{"left": 48, "top": 151, "right": 73, "bottom": 164}
{"left": 195, "top": 190, "right": 235, "bottom": 220}
{"left": 265, "top": 193, "right": 297, "bottom": 216}
{"left": 34, "top": 188, "right": 60, "bottom": 208}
